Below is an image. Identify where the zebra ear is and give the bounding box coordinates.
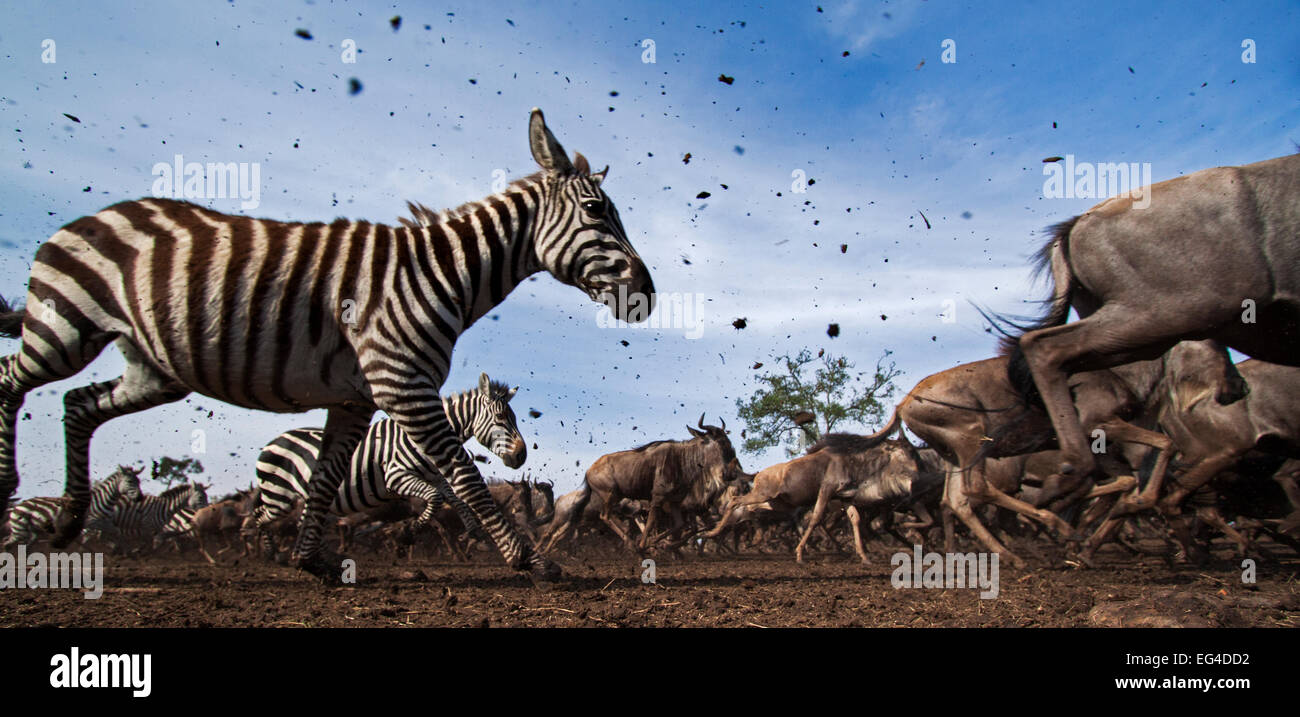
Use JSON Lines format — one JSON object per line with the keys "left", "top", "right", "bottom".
{"left": 529, "top": 108, "right": 573, "bottom": 174}
{"left": 479, "top": 372, "right": 491, "bottom": 393}
{"left": 573, "top": 152, "right": 590, "bottom": 175}
{"left": 590, "top": 165, "right": 609, "bottom": 185}
{"left": 506, "top": 386, "right": 518, "bottom": 401}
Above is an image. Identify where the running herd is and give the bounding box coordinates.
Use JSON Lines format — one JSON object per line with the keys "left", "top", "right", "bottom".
{"left": 1, "top": 110, "right": 1297, "bottom": 581}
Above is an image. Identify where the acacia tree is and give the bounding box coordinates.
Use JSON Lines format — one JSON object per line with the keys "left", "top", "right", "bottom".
{"left": 150, "top": 456, "right": 204, "bottom": 488}
{"left": 735, "top": 349, "right": 900, "bottom": 457}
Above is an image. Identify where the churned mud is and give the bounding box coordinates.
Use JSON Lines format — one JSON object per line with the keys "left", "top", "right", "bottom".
{"left": 2, "top": 537, "right": 1297, "bottom": 628}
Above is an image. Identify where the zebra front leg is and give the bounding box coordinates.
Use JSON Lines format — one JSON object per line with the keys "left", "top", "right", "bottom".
{"left": 393, "top": 406, "right": 559, "bottom": 583}
{"left": 292, "top": 405, "right": 373, "bottom": 583}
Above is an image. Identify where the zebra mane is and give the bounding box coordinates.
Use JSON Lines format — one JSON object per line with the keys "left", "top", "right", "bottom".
{"left": 448, "top": 378, "right": 513, "bottom": 402}
{"left": 398, "top": 172, "right": 545, "bottom": 228}
{"left": 484, "top": 378, "right": 513, "bottom": 400}
{"left": 156, "top": 483, "right": 198, "bottom": 499}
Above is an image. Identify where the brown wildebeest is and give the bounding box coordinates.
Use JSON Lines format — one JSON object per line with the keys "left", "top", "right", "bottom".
{"left": 871, "top": 341, "right": 1238, "bottom": 566}
{"left": 1082, "top": 358, "right": 1300, "bottom": 562}
{"left": 1003, "top": 154, "right": 1296, "bottom": 486}
{"left": 538, "top": 488, "right": 645, "bottom": 553}
{"left": 569, "top": 414, "right": 742, "bottom": 552}
{"left": 187, "top": 490, "right": 255, "bottom": 562}
{"left": 702, "top": 435, "right": 929, "bottom": 564}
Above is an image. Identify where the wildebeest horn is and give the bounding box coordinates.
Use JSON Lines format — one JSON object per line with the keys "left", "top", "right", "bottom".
{"left": 719, "top": 416, "right": 726, "bottom": 431}
{"left": 697, "top": 413, "right": 706, "bottom": 429}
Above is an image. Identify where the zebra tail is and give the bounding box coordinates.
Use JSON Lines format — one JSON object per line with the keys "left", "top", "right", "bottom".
{"left": 0, "top": 295, "right": 24, "bottom": 339}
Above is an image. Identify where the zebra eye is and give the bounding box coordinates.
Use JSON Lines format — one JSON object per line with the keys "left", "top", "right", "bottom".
{"left": 581, "top": 199, "right": 604, "bottom": 216}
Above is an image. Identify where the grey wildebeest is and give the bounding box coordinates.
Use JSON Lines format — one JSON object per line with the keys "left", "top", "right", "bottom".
{"left": 703, "top": 435, "right": 934, "bottom": 564}
{"left": 1004, "top": 154, "right": 1295, "bottom": 495}
{"left": 1081, "top": 358, "right": 1300, "bottom": 562}
{"left": 869, "top": 341, "right": 1239, "bottom": 566}
{"left": 566, "top": 415, "right": 742, "bottom": 552}
{"left": 538, "top": 488, "right": 647, "bottom": 554}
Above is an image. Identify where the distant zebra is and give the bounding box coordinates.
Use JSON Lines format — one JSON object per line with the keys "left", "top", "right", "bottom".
{"left": 251, "top": 373, "right": 525, "bottom": 554}
{"left": 155, "top": 507, "right": 197, "bottom": 547}
{"left": 108, "top": 482, "right": 208, "bottom": 543}
{"left": 0, "top": 108, "right": 653, "bottom": 582}
{"left": 2, "top": 465, "right": 144, "bottom": 550}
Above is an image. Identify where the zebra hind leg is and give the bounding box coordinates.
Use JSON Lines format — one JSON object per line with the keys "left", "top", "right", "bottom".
{"left": 292, "top": 405, "right": 372, "bottom": 583}
{"left": 56, "top": 356, "right": 189, "bottom": 548}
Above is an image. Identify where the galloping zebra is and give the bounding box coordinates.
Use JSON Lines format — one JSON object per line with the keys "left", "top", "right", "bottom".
{"left": 108, "top": 482, "right": 208, "bottom": 543}
{"left": 251, "top": 373, "right": 525, "bottom": 554}
{"left": 0, "top": 109, "right": 654, "bottom": 582}
{"left": 2, "top": 465, "right": 143, "bottom": 550}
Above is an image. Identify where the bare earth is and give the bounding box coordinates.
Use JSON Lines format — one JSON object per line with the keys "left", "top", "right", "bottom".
{"left": 2, "top": 537, "right": 1297, "bottom": 628}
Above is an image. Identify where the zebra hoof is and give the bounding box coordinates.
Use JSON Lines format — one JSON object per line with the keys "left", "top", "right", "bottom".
{"left": 297, "top": 551, "right": 345, "bottom": 586}
{"left": 527, "top": 556, "right": 563, "bottom": 588}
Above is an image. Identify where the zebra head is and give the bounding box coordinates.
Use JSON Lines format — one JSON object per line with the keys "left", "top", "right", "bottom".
{"left": 110, "top": 465, "right": 144, "bottom": 503}
{"left": 186, "top": 482, "right": 210, "bottom": 510}
{"left": 527, "top": 108, "right": 655, "bottom": 324}
{"left": 468, "top": 373, "right": 527, "bottom": 469}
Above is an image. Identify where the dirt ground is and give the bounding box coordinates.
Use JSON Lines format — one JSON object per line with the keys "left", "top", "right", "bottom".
{"left": 3, "top": 537, "right": 1298, "bottom": 628}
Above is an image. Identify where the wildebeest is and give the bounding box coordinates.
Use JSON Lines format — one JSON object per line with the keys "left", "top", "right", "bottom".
{"left": 1081, "top": 358, "right": 1300, "bottom": 562}
{"left": 537, "top": 488, "right": 645, "bottom": 554}
{"left": 703, "top": 435, "right": 934, "bottom": 564}
{"left": 565, "top": 415, "right": 743, "bottom": 552}
{"left": 153, "top": 489, "right": 255, "bottom": 563}
{"left": 1003, "top": 154, "right": 1295, "bottom": 487}
{"left": 870, "top": 341, "right": 1238, "bottom": 566}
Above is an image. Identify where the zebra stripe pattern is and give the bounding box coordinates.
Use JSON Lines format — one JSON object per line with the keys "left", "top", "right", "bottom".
{"left": 2, "top": 465, "right": 143, "bottom": 549}
{"left": 154, "top": 507, "right": 197, "bottom": 545}
{"left": 0, "top": 108, "right": 653, "bottom": 581}
{"left": 108, "top": 482, "right": 208, "bottom": 540}
{"left": 252, "top": 373, "right": 525, "bottom": 542}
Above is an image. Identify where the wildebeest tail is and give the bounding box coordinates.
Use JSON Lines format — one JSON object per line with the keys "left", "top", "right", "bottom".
{"left": 570, "top": 480, "right": 593, "bottom": 524}
{"left": 0, "top": 296, "right": 24, "bottom": 339}
{"left": 806, "top": 409, "right": 901, "bottom": 455}
{"left": 991, "top": 216, "right": 1080, "bottom": 407}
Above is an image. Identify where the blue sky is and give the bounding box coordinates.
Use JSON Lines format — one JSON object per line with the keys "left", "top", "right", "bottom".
{"left": 1, "top": 0, "right": 1296, "bottom": 497}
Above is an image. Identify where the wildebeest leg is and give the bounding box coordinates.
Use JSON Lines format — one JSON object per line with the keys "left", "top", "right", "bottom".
{"left": 539, "top": 520, "right": 567, "bottom": 554}
{"left": 428, "top": 516, "right": 464, "bottom": 561}
{"left": 942, "top": 504, "right": 956, "bottom": 553}
{"left": 944, "top": 467, "right": 1025, "bottom": 567}
{"left": 794, "top": 483, "right": 837, "bottom": 563}
{"left": 961, "top": 461, "right": 1077, "bottom": 542}
{"left": 845, "top": 505, "right": 870, "bottom": 565}
{"left": 898, "top": 501, "right": 934, "bottom": 531}
{"left": 196, "top": 529, "right": 217, "bottom": 565}
{"left": 1271, "top": 469, "right": 1300, "bottom": 513}
{"left": 1018, "top": 310, "right": 1173, "bottom": 482}
{"left": 598, "top": 495, "right": 636, "bottom": 549}
{"left": 1195, "top": 504, "right": 1261, "bottom": 559}
{"left": 701, "top": 491, "right": 770, "bottom": 539}
{"left": 1091, "top": 421, "right": 1174, "bottom": 516}
{"left": 1157, "top": 452, "right": 1243, "bottom": 528}
{"left": 653, "top": 504, "right": 688, "bottom": 552}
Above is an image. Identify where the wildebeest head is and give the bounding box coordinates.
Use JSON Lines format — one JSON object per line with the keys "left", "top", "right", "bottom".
{"left": 527, "top": 476, "right": 556, "bottom": 526}
{"left": 685, "top": 414, "right": 744, "bottom": 483}
{"left": 1164, "top": 340, "right": 1249, "bottom": 411}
